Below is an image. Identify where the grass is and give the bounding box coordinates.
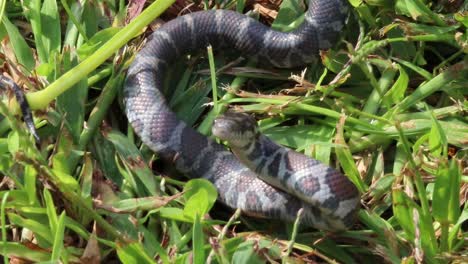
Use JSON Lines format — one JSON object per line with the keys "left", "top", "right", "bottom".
{"left": 0, "top": 0, "right": 467, "bottom": 263}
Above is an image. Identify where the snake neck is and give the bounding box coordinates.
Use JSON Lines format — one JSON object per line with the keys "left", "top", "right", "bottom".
{"left": 230, "top": 135, "right": 285, "bottom": 185}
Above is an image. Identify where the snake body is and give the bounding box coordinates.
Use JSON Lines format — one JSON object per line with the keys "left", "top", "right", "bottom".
{"left": 124, "top": 0, "right": 359, "bottom": 230}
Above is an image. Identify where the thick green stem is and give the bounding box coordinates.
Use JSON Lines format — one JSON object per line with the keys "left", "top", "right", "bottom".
{"left": 23, "top": 0, "right": 176, "bottom": 110}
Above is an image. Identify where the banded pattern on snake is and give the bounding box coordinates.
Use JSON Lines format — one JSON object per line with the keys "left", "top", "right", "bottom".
{"left": 124, "top": 0, "right": 360, "bottom": 230}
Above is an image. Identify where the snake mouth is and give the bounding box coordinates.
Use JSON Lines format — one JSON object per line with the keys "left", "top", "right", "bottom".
{"left": 212, "top": 118, "right": 235, "bottom": 141}
{"left": 212, "top": 112, "right": 258, "bottom": 147}
{"left": 212, "top": 118, "right": 244, "bottom": 141}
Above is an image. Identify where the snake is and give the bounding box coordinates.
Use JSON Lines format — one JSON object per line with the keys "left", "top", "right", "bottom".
{"left": 123, "top": 0, "right": 359, "bottom": 230}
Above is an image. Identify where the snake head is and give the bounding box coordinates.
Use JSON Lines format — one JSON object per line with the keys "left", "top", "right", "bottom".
{"left": 212, "top": 112, "right": 259, "bottom": 148}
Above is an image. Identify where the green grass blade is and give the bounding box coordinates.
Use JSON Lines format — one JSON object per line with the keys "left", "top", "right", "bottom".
{"left": 1, "top": 16, "right": 35, "bottom": 71}
{"left": 43, "top": 189, "right": 58, "bottom": 234}
{"left": 51, "top": 212, "right": 66, "bottom": 262}
{"left": 1, "top": 191, "right": 9, "bottom": 264}
{"left": 40, "top": 0, "right": 61, "bottom": 60}
{"left": 22, "top": 0, "right": 47, "bottom": 62}
{"left": 192, "top": 214, "right": 205, "bottom": 264}
{"left": 117, "top": 243, "right": 155, "bottom": 264}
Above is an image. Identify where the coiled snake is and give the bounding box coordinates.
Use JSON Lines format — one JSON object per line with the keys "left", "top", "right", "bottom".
{"left": 124, "top": 0, "right": 359, "bottom": 230}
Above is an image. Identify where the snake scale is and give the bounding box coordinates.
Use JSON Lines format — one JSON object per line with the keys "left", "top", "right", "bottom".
{"left": 124, "top": 0, "right": 359, "bottom": 230}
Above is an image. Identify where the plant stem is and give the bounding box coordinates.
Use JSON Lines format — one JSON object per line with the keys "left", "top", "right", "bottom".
{"left": 22, "top": 0, "right": 176, "bottom": 111}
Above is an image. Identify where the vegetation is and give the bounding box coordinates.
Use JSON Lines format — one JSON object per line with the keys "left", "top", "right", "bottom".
{"left": 0, "top": 0, "right": 467, "bottom": 263}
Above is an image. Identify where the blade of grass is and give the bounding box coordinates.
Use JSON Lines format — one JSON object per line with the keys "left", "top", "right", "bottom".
{"left": 1, "top": 191, "right": 9, "bottom": 264}
{"left": 51, "top": 212, "right": 66, "bottom": 262}
{"left": 192, "top": 214, "right": 205, "bottom": 263}
{"left": 41, "top": 0, "right": 61, "bottom": 59}
{"left": 44, "top": 189, "right": 58, "bottom": 235}
{"left": 207, "top": 45, "right": 219, "bottom": 113}
{"left": 22, "top": 0, "right": 46, "bottom": 62}
{"left": 1, "top": 16, "right": 35, "bottom": 71}
{"left": 394, "top": 121, "right": 438, "bottom": 257}
{"left": 283, "top": 208, "right": 303, "bottom": 262}
{"left": 392, "top": 59, "right": 468, "bottom": 114}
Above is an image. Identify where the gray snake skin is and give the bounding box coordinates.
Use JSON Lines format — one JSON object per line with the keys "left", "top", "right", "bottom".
{"left": 124, "top": 0, "right": 359, "bottom": 230}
